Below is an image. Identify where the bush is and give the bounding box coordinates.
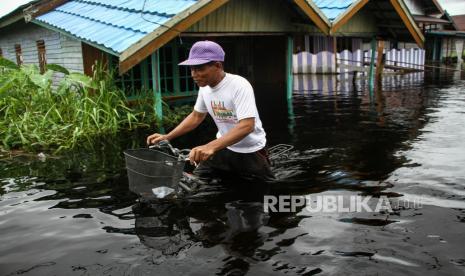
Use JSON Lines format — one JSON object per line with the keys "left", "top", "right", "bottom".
{"left": 0, "top": 58, "right": 191, "bottom": 153}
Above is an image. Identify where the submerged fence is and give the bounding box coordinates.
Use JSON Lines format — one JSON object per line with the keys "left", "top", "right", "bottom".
{"left": 293, "top": 48, "right": 426, "bottom": 74}
{"left": 293, "top": 72, "right": 425, "bottom": 94}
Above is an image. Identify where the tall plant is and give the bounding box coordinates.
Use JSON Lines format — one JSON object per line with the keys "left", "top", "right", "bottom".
{"left": 0, "top": 59, "right": 145, "bottom": 152}
{"left": 0, "top": 58, "right": 192, "bottom": 154}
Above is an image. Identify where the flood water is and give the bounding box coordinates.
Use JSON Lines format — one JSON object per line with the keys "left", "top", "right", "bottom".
{"left": 1, "top": 67, "right": 465, "bottom": 275}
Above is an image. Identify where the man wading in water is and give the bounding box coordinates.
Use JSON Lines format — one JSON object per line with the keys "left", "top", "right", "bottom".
{"left": 147, "top": 40, "right": 274, "bottom": 182}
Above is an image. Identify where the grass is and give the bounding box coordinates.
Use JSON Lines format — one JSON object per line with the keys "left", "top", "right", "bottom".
{"left": 0, "top": 58, "right": 191, "bottom": 153}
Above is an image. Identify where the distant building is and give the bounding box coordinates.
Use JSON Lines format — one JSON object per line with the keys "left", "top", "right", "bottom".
{"left": 405, "top": 0, "right": 465, "bottom": 63}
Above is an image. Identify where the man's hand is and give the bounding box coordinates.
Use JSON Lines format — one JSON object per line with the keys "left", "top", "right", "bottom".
{"left": 189, "top": 144, "right": 216, "bottom": 164}
{"left": 146, "top": 111, "right": 207, "bottom": 146}
{"left": 146, "top": 133, "right": 169, "bottom": 145}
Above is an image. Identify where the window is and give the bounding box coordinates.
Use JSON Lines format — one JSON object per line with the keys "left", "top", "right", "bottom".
{"left": 109, "top": 55, "right": 147, "bottom": 99}
{"left": 177, "top": 43, "right": 196, "bottom": 92}
{"left": 150, "top": 41, "right": 197, "bottom": 94}
{"left": 159, "top": 43, "right": 175, "bottom": 94}
{"left": 36, "top": 40, "right": 46, "bottom": 74}
{"left": 108, "top": 40, "right": 198, "bottom": 99}
{"left": 15, "top": 44, "right": 22, "bottom": 65}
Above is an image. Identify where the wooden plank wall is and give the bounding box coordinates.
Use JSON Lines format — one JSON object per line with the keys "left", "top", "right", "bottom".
{"left": 82, "top": 42, "right": 108, "bottom": 76}
{"left": 186, "top": 0, "right": 322, "bottom": 33}
{"left": 0, "top": 22, "right": 84, "bottom": 84}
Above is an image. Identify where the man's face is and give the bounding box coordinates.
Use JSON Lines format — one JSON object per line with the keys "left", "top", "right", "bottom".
{"left": 190, "top": 62, "right": 221, "bottom": 87}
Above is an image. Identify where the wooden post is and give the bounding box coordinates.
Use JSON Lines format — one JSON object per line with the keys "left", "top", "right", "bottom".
{"left": 151, "top": 52, "right": 164, "bottom": 133}
{"left": 286, "top": 36, "right": 294, "bottom": 100}
{"left": 375, "top": 44, "right": 386, "bottom": 121}
{"left": 375, "top": 86, "right": 385, "bottom": 127}
{"left": 375, "top": 40, "right": 385, "bottom": 89}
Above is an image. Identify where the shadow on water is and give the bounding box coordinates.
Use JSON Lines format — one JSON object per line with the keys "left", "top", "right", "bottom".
{"left": 132, "top": 198, "right": 318, "bottom": 275}
{"left": 1, "top": 67, "right": 465, "bottom": 275}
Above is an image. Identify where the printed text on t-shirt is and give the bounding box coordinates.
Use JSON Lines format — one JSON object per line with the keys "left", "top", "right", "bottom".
{"left": 211, "top": 101, "right": 237, "bottom": 123}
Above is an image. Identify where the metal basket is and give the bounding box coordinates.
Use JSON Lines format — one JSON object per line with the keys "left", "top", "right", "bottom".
{"left": 124, "top": 148, "right": 185, "bottom": 198}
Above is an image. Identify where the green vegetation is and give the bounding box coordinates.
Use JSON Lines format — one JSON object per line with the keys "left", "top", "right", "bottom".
{"left": 0, "top": 58, "right": 191, "bottom": 153}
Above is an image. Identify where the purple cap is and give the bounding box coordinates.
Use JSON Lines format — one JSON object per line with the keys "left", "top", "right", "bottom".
{"left": 178, "top": 40, "right": 225, "bottom": 66}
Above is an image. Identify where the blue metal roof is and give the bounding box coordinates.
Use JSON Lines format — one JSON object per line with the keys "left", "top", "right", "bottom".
{"left": 313, "top": 0, "right": 357, "bottom": 22}
{"left": 34, "top": 0, "right": 198, "bottom": 55}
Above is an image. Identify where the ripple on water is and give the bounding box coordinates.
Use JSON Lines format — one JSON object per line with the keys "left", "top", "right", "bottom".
{"left": 1, "top": 72, "right": 465, "bottom": 275}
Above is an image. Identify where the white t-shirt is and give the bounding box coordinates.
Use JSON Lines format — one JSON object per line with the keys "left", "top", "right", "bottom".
{"left": 194, "top": 73, "right": 266, "bottom": 153}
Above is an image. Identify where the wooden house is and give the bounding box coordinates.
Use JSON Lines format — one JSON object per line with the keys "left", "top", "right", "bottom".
{"left": 405, "top": 0, "right": 465, "bottom": 63}
{"left": 0, "top": 0, "right": 86, "bottom": 82}
{"left": 0, "top": 0, "right": 427, "bottom": 118}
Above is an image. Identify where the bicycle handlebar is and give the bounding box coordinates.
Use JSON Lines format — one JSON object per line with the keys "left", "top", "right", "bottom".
{"left": 149, "top": 140, "right": 194, "bottom": 164}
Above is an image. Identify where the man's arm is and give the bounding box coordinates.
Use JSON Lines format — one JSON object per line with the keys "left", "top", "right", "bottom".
{"left": 189, "top": 117, "right": 254, "bottom": 163}
{"left": 147, "top": 110, "right": 207, "bottom": 145}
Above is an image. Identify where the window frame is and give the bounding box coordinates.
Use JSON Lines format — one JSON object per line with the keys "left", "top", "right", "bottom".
{"left": 14, "top": 44, "right": 23, "bottom": 65}
{"left": 36, "top": 40, "right": 47, "bottom": 74}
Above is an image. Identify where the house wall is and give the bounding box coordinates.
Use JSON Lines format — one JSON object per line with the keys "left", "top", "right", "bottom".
{"left": 0, "top": 21, "right": 84, "bottom": 82}
{"left": 440, "top": 37, "right": 465, "bottom": 60}
{"left": 186, "top": 0, "right": 321, "bottom": 34}
{"left": 456, "top": 39, "right": 465, "bottom": 62}
{"left": 334, "top": 8, "right": 378, "bottom": 36}
{"left": 81, "top": 42, "right": 109, "bottom": 76}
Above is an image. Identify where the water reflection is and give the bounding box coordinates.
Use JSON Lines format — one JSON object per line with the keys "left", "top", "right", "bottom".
{"left": 385, "top": 74, "right": 465, "bottom": 209}
{"left": 293, "top": 72, "right": 425, "bottom": 95}
{"left": 136, "top": 201, "right": 264, "bottom": 271}
{"left": 1, "top": 69, "right": 465, "bottom": 275}
{"left": 133, "top": 197, "right": 316, "bottom": 275}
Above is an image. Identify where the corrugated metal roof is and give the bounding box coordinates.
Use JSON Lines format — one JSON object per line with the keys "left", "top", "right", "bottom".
{"left": 313, "top": 0, "right": 357, "bottom": 22}
{"left": 35, "top": 0, "right": 198, "bottom": 55}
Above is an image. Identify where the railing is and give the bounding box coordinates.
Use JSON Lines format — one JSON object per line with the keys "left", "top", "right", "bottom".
{"left": 293, "top": 48, "right": 426, "bottom": 74}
